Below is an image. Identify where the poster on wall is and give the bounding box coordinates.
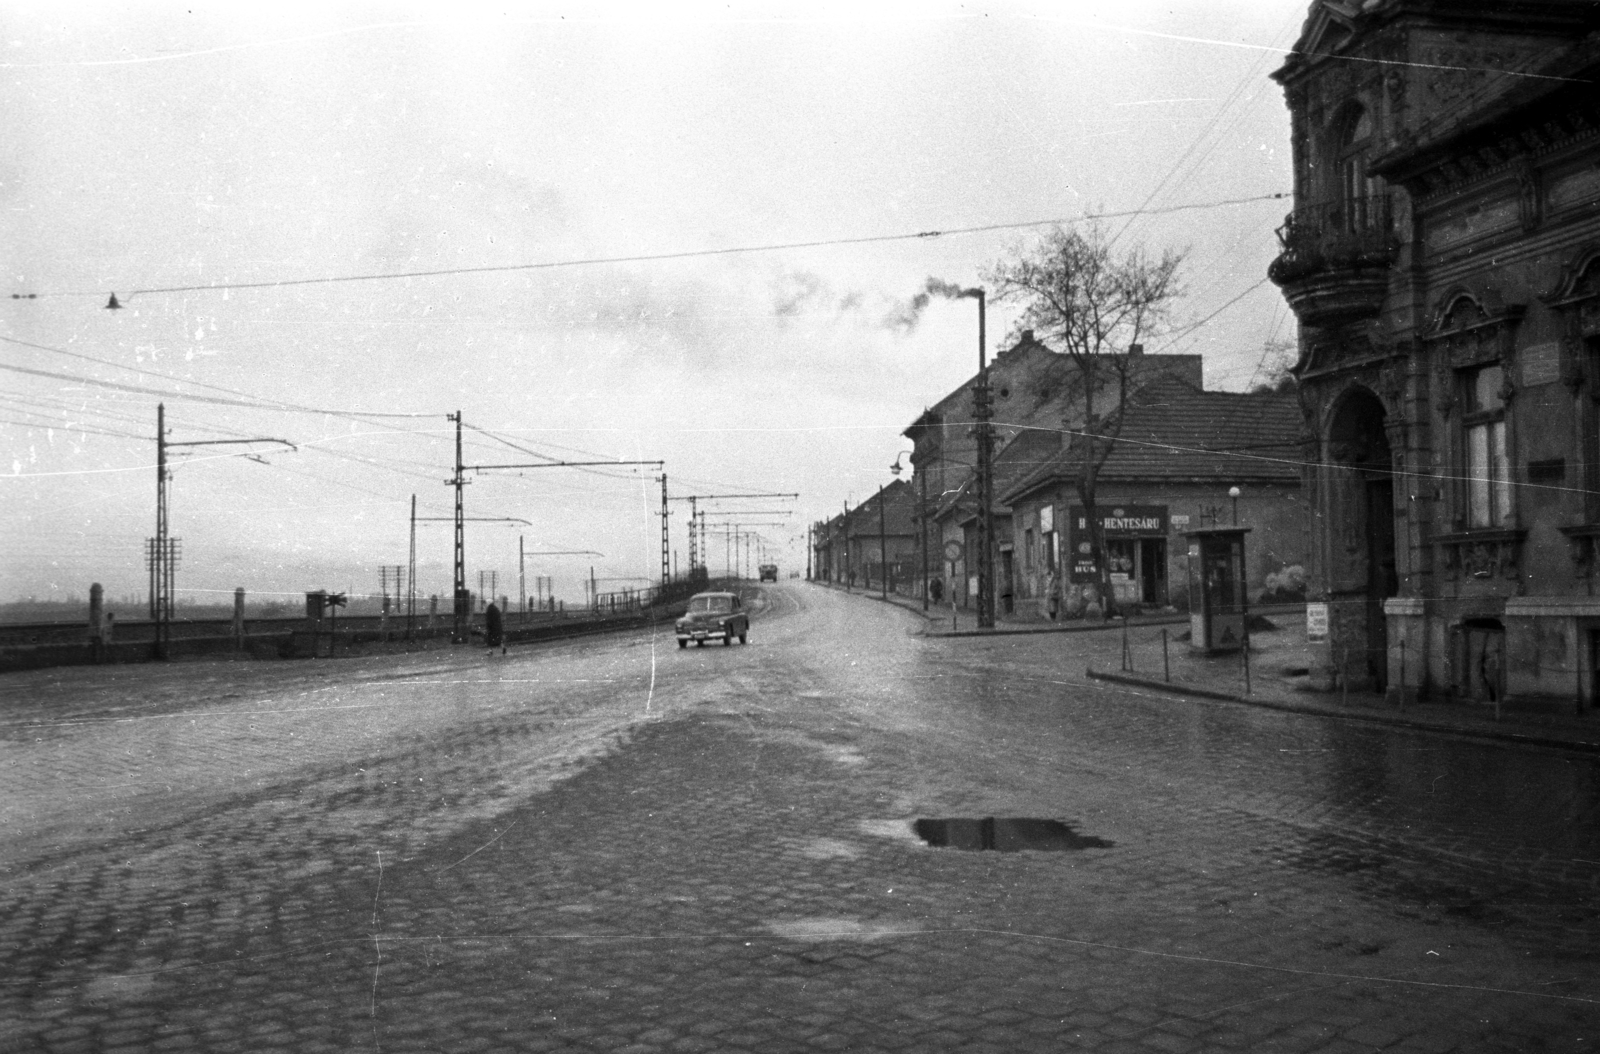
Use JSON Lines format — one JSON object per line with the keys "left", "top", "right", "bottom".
{"left": 1306, "top": 602, "right": 1329, "bottom": 643}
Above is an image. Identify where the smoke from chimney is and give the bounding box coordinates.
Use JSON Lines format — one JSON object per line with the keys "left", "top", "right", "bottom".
{"left": 886, "top": 277, "right": 980, "bottom": 331}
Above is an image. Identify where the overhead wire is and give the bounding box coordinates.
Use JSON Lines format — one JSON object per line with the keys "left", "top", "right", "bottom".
{"left": 0, "top": 333, "right": 448, "bottom": 444}
{"left": 462, "top": 421, "right": 661, "bottom": 484}
{"left": 0, "top": 415, "right": 146, "bottom": 441}
{"left": 8, "top": 193, "right": 1289, "bottom": 305}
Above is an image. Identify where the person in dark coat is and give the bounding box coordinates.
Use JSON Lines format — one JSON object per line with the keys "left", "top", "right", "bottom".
{"left": 484, "top": 601, "right": 505, "bottom": 655}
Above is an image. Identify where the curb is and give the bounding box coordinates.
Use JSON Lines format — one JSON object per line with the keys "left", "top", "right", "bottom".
{"left": 850, "top": 588, "right": 1191, "bottom": 638}
{"left": 922, "top": 616, "right": 1190, "bottom": 639}
{"left": 1085, "top": 666, "right": 1600, "bottom": 756}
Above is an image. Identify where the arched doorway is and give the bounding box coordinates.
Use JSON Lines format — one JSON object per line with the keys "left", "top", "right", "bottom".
{"left": 1326, "top": 387, "right": 1398, "bottom": 691}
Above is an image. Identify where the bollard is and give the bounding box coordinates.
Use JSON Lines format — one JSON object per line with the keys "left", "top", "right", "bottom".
{"left": 88, "top": 582, "right": 104, "bottom": 640}
{"left": 1120, "top": 617, "right": 1132, "bottom": 673}
{"left": 1341, "top": 645, "right": 1349, "bottom": 708}
{"left": 1397, "top": 639, "right": 1406, "bottom": 709}
{"left": 88, "top": 583, "right": 104, "bottom": 661}
{"left": 1243, "top": 627, "right": 1252, "bottom": 696}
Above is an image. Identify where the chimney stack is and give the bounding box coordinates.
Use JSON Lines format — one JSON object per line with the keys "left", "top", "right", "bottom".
{"left": 1128, "top": 343, "right": 1144, "bottom": 356}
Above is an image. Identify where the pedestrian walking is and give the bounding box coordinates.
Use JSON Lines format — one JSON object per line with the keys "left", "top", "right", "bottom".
{"left": 484, "top": 600, "right": 505, "bottom": 655}
{"left": 1046, "top": 568, "right": 1061, "bottom": 621}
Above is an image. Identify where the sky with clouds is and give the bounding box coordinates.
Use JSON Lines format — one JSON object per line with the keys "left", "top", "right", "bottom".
{"left": 2, "top": 1, "right": 1304, "bottom": 608}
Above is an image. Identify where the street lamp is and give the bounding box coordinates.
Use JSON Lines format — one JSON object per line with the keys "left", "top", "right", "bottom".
{"left": 1229, "top": 486, "right": 1241, "bottom": 526}
{"left": 891, "top": 450, "right": 928, "bottom": 611}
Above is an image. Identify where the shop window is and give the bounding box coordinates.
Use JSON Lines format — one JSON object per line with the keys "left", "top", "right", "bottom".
{"left": 1024, "top": 528, "right": 1036, "bottom": 574}
{"left": 1461, "top": 363, "right": 1512, "bottom": 527}
{"left": 1105, "top": 538, "right": 1168, "bottom": 605}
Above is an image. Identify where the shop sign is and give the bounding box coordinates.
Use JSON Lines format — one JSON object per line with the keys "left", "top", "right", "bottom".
{"left": 1067, "top": 505, "right": 1168, "bottom": 582}
{"left": 1071, "top": 505, "right": 1168, "bottom": 536}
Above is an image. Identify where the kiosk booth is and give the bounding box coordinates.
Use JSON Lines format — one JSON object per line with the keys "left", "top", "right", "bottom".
{"left": 1184, "top": 527, "right": 1250, "bottom": 654}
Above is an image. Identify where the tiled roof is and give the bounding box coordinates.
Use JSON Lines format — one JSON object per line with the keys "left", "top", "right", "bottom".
{"left": 842, "top": 478, "right": 918, "bottom": 536}
{"left": 1002, "top": 377, "right": 1303, "bottom": 503}
{"left": 929, "top": 426, "right": 1061, "bottom": 525}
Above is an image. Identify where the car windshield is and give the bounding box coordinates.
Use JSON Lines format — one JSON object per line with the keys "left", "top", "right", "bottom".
{"left": 689, "top": 596, "right": 733, "bottom": 614}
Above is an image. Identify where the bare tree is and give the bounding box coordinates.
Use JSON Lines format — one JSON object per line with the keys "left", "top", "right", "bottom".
{"left": 985, "top": 221, "right": 1185, "bottom": 615}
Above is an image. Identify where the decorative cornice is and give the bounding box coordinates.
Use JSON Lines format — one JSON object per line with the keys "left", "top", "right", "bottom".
{"left": 1541, "top": 244, "right": 1600, "bottom": 306}
{"left": 1423, "top": 286, "right": 1526, "bottom": 341}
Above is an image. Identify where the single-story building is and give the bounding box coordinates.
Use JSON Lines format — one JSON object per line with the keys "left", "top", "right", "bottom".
{"left": 1002, "top": 376, "right": 1306, "bottom": 617}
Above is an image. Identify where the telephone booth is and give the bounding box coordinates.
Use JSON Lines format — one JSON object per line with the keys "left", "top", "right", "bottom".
{"left": 1184, "top": 527, "right": 1250, "bottom": 654}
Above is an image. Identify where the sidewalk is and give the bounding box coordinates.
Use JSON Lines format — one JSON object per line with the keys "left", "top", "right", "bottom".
{"left": 815, "top": 579, "right": 1600, "bottom": 755}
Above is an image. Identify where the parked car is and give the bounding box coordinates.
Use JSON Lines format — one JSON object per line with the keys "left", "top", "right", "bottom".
{"left": 758, "top": 564, "right": 778, "bottom": 582}
{"left": 676, "top": 591, "right": 749, "bottom": 648}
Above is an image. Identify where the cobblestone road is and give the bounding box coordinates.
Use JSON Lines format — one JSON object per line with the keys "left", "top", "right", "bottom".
{"left": 2, "top": 583, "right": 1598, "bottom": 1052}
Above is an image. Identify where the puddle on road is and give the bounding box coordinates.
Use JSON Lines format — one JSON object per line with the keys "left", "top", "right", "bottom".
{"left": 912, "top": 817, "right": 1114, "bottom": 853}
{"left": 765, "top": 916, "right": 921, "bottom": 942}
{"left": 797, "top": 837, "right": 862, "bottom": 861}
{"left": 83, "top": 959, "right": 168, "bottom": 1003}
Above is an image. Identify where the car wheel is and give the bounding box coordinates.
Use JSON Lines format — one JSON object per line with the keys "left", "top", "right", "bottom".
{"left": 739, "top": 631, "right": 747, "bottom": 644}
{"left": 677, "top": 639, "right": 687, "bottom": 649}
{"left": 724, "top": 633, "right": 732, "bottom": 646}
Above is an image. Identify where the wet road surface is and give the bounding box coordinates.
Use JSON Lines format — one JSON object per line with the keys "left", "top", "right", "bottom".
{"left": 2, "top": 582, "right": 1598, "bottom": 1051}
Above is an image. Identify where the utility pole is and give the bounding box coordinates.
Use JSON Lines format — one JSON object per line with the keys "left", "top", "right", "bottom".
{"left": 659, "top": 474, "right": 671, "bottom": 586}
{"left": 920, "top": 466, "right": 929, "bottom": 610}
{"left": 379, "top": 566, "right": 404, "bottom": 613}
{"left": 687, "top": 497, "right": 698, "bottom": 571}
{"left": 448, "top": 411, "right": 467, "bottom": 643}
{"left": 519, "top": 535, "right": 526, "bottom": 617}
{"left": 151, "top": 404, "right": 290, "bottom": 660}
{"left": 669, "top": 492, "right": 798, "bottom": 575}
{"left": 443, "top": 415, "right": 653, "bottom": 639}
{"left": 152, "top": 403, "right": 171, "bottom": 658}
{"left": 961, "top": 287, "right": 996, "bottom": 628}
{"left": 878, "top": 483, "right": 889, "bottom": 600}
{"left": 843, "top": 500, "right": 851, "bottom": 592}
{"left": 408, "top": 494, "right": 417, "bottom": 639}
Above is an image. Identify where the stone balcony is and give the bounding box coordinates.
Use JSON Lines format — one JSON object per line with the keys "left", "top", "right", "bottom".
{"left": 1267, "top": 195, "right": 1400, "bottom": 328}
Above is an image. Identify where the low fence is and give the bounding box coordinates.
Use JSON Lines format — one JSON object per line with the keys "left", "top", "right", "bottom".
{"left": 0, "top": 578, "right": 740, "bottom": 674}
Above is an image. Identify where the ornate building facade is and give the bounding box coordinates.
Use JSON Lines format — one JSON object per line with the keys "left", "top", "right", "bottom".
{"left": 1270, "top": 0, "right": 1600, "bottom": 705}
